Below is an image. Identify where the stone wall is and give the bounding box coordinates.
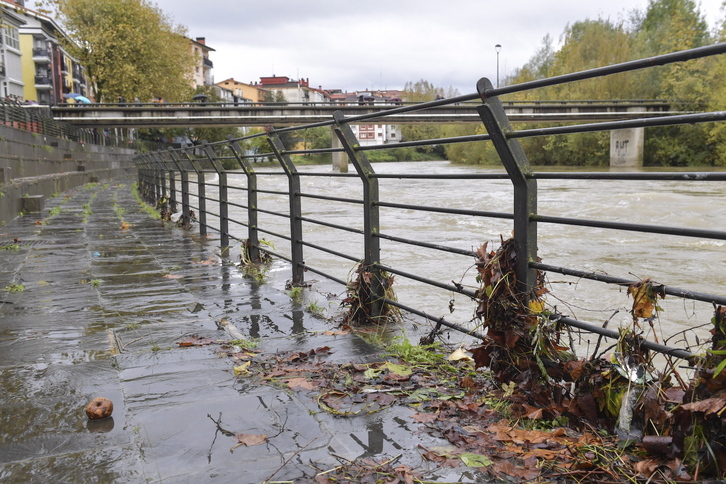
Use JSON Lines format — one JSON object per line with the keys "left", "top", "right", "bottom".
{"left": 0, "top": 124, "right": 136, "bottom": 225}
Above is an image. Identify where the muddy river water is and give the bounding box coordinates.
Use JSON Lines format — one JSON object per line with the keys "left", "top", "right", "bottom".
{"left": 209, "top": 160, "right": 726, "bottom": 356}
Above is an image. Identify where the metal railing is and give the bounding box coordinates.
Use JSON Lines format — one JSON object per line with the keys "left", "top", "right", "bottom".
{"left": 134, "top": 44, "right": 726, "bottom": 360}
{"left": 0, "top": 99, "right": 140, "bottom": 147}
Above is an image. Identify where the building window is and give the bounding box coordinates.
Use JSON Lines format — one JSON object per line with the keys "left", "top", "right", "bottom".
{"left": 4, "top": 27, "right": 20, "bottom": 51}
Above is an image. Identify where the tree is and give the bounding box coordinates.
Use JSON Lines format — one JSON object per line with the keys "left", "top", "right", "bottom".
{"left": 262, "top": 90, "right": 287, "bottom": 104}
{"left": 41, "top": 0, "right": 196, "bottom": 102}
{"left": 400, "top": 80, "right": 458, "bottom": 153}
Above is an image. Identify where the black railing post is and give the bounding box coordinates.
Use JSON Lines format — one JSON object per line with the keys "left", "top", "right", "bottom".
{"left": 135, "top": 155, "right": 147, "bottom": 200}
{"left": 228, "top": 136, "right": 261, "bottom": 262}
{"left": 151, "top": 154, "right": 163, "bottom": 201}
{"left": 267, "top": 128, "right": 305, "bottom": 286}
{"left": 476, "top": 77, "right": 538, "bottom": 297}
{"left": 201, "top": 141, "right": 229, "bottom": 250}
{"left": 150, "top": 152, "right": 167, "bottom": 200}
{"left": 145, "top": 156, "right": 156, "bottom": 203}
{"left": 181, "top": 145, "right": 207, "bottom": 236}
{"left": 332, "top": 111, "right": 384, "bottom": 321}
{"left": 159, "top": 151, "right": 177, "bottom": 213}
{"left": 168, "top": 150, "right": 191, "bottom": 226}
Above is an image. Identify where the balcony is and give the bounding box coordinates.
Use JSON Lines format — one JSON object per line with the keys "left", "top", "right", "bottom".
{"left": 32, "top": 48, "right": 51, "bottom": 63}
{"left": 34, "top": 76, "right": 52, "bottom": 89}
{"left": 203, "top": 57, "right": 213, "bottom": 68}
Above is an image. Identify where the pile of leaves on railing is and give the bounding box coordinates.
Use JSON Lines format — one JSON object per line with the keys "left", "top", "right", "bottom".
{"left": 154, "top": 196, "right": 193, "bottom": 227}
{"left": 465, "top": 237, "right": 726, "bottom": 481}
{"left": 342, "top": 262, "right": 400, "bottom": 326}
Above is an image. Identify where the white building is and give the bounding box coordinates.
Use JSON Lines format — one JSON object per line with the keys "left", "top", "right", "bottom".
{"left": 1, "top": 3, "right": 26, "bottom": 100}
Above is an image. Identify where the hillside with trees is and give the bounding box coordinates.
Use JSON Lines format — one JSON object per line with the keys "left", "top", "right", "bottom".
{"left": 438, "top": 0, "right": 726, "bottom": 167}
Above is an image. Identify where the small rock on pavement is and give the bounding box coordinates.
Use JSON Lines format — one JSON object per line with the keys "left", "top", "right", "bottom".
{"left": 85, "top": 397, "right": 114, "bottom": 420}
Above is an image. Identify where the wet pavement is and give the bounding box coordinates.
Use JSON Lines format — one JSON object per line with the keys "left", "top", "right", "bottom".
{"left": 0, "top": 181, "right": 469, "bottom": 483}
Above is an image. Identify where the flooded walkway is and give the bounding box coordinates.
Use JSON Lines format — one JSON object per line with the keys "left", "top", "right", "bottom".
{"left": 0, "top": 181, "right": 457, "bottom": 483}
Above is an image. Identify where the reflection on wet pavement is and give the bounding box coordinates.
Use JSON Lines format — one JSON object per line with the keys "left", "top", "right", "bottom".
{"left": 0, "top": 181, "right": 464, "bottom": 483}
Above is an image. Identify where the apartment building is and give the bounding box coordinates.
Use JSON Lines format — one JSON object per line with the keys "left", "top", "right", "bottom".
{"left": 190, "top": 37, "right": 214, "bottom": 88}
{"left": 258, "top": 76, "right": 329, "bottom": 103}
{"left": 215, "top": 78, "right": 263, "bottom": 103}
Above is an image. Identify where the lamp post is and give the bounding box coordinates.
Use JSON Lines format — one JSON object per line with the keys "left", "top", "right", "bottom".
{"left": 495, "top": 44, "right": 501, "bottom": 88}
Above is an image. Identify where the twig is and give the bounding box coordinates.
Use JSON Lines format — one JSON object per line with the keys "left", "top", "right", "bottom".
{"left": 590, "top": 310, "right": 618, "bottom": 361}
{"left": 263, "top": 433, "right": 323, "bottom": 483}
{"left": 207, "top": 412, "right": 235, "bottom": 437}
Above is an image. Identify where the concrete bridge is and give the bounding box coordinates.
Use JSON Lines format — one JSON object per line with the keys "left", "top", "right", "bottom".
{"left": 51, "top": 100, "right": 679, "bottom": 167}
{"left": 51, "top": 100, "right": 674, "bottom": 128}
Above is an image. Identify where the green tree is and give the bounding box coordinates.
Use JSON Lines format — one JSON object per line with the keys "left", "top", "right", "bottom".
{"left": 41, "top": 0, "right": 196, "bottom": 102}
{"left": 400, "top": 80, "right": 458, "bottom": 154}
{"left": 632, "top": 0, "right": 714, "bottom": 166}
{"left": 262, "top": 90, "right": 287, "bottom": 103}
{"left": 631, "top": 0, "right": 711, "bottom": 101}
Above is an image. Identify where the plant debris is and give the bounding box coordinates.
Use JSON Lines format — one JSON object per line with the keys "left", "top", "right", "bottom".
{"left": 204, "top": 237, "right": 726, "bottom": 482}
{"left": 342, "top": 263, "right": 400, "bottom": 325}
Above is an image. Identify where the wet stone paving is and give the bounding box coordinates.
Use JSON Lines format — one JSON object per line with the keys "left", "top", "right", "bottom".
{"left": 0, "top": 181, "right": 464, "bottom": 483}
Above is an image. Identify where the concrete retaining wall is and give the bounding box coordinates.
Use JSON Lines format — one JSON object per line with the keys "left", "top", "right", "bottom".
{"left": 0, "top": 124, "right": 136, "bottom": 225}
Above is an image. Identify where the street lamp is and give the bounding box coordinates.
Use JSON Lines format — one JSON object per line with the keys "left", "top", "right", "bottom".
{"left": 495, "top": 44, "right": 502, "bottom": 88}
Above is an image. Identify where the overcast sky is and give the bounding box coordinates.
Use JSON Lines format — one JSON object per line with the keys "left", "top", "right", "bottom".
{"left": 31, "top": 0, "right": 726, "bottom": 95}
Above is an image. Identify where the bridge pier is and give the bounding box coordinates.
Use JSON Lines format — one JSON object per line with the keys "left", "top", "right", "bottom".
{"left": 331, "top": 125, "right": 348, "bottom": 172}
{"left": 610, "top": 127, "right": 644, "bottom": 168}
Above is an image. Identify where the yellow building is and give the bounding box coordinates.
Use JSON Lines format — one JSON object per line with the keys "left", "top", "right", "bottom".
{"left": 215, "top": 78, "right": 267, "bottom": 103}
{"left": 16, "top": 2, "right": 87, "bottom": 104}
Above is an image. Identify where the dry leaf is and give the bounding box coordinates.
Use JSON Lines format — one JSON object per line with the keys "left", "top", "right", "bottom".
{"left": 234, "top": 433, "right": 267, "bottom": 447}
{"left": 285, "top": 377, "right": 316, "bottom": 390}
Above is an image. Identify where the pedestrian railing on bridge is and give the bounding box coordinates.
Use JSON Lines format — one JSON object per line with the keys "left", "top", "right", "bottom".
{"left": 134, "top": 44, "right": 726, "bottom": 361}
{"left": 0, "top": 99, "right": 137, "bottom": 147}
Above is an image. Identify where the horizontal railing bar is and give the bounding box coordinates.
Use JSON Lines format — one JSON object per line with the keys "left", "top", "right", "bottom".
{"left": 487, "top": 43, "right": 726, "bottom": 99}
{"left": 257, "top": 227, "right": 291, "bottom": 241}
{"left": 552, "top": 314, "right": 694, "bottom": 359}
{"left": 297, "top": 171, "right": 358, "bottom": 177}
{"left": 227, "top": 200, "right": 248, "bottom": 210}
{"left": 299, "top": 216, "right": 364, "bottom": 235}
{"left": 378, "top": 264, "right": 478, "bottom": 299}
{"left": 532, "top": 172, "right": 726, "bottom": 181}
{"left": 257, "top": 189, "right": 291, "bottom": 196}
{"left": 359, "top": 133, "right": 491, "bottom": 149}
{"left": 533, "top": 214, "right": 726, "bottom": 240}
{"left": 289, "top": 147, "right": 344, "bottom": 155}
{"left": 252, "top": 171, "right": 287, "bottom": 176}
{"left": 375, "top": 173, "right": 509, "bottom": 180}
{"left": 378, "top": 232, "right": 477, "bottom": 257}
{"left": 256, "top": 207, "right": 289, "bottom": 218}
{"left": 532, "top": 262, "right": 726, "bottom": 306}
{"left": 299, "top": 192, "right": 364, "bottom": 205}
{"left": 301, "top": 264, "right": 348, "bottom": 287}
{"left": 378, "top": 201, "right": 514, "bottom": 220}
{"left": 300, "top": 240, "right": 361, "bottom": 263}
{"left": 512, "top": 111, "right": 726, "bottom": 140}
{"left": 382, "top": 297, "right": 486, "bottom": 340}
{"left": 228, "top": 218, "right": 249, "bottom": 229}
{"left": 259, "top": 248, "right": 292, "bottom": 264}
{"left": 227, "top": 185, "right": 250, "bottom": 192}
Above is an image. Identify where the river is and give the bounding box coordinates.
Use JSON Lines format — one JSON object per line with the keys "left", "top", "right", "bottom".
{"left": 214, "top": 160, "right": 726, "bottom": 356}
